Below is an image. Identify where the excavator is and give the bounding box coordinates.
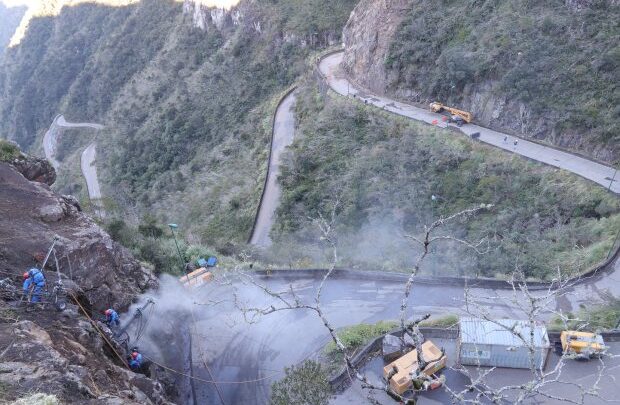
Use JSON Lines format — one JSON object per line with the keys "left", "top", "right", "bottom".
{"left": 383, "top": 340, "right": 447, "bottom": 395}
{"left": 429, "top": 102, "right": 473, "bottom": 126}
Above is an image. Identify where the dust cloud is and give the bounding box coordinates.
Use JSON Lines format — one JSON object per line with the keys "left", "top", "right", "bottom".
{"left": 119, "top": 274, "right": 196, "bottom": 359}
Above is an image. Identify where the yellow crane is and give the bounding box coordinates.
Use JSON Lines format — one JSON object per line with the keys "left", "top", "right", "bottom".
{"left": 429, "top": 102, "right": 473, "bottom": 126}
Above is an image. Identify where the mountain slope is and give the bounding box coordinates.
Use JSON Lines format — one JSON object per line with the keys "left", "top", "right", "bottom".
{"left": 0, "top": 143, "right": 176, "bottom": 404}
{"left": 0, "top": 3, "right": 25, "bottom": 61}
{"left": 0, "top": 0, "right": 358, "bottom": 252}
{"left": 342, "top": 0, "right": 620, "bottom": 163}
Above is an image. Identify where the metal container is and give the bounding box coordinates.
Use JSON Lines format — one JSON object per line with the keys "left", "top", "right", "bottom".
{"left": 458, "top": 317, "right": 550, "bottom": 369}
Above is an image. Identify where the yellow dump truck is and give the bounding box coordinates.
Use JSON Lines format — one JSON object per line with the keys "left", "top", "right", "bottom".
{"left": 179, "top": 267, "right": 213, "bottom": 288}
{"left": 555, "top": 331, "right": 606, "bottom": 359}
{"left": 383, "top": 340, "right": 447, "bottom": 395}
{"left": 429, "top": 102, "right": 473, "bottom": 126}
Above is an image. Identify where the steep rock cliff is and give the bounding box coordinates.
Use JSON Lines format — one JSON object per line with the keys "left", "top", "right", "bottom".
{"left": 0, "top": 153, "right": 175, "bottom": 403}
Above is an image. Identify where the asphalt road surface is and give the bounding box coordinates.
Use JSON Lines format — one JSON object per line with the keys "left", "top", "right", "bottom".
{"left": 319, "top": 52, "right": 619, "bottom": 194}
{"left": 42, "top": 114, "right": 105, "bottom": 216}
{"left": 188, "top": 257, "right": 620, "bottom": 405}
{"left": 250, "top": 91, "right": 297, "bottom": 247}
{"left": 335, "top": 341, "right": 620, "bottom": 405}
{"left": 78, "top": 142, "right": 102, "bottom": 200}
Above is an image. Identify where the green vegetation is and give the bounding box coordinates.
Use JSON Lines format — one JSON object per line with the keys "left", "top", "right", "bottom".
{"left": 549, "top": 296, "right": 620, "bottom": 332}
{"left": 105, "top": 216, "right": 219, "bottom": 275}
{"left": 386, "top": 0, "right": 619, "bottom": 163}
{"left": 0, "top": 139, "right": 20, "bottom": 161}
{"left": 270, "top": 360, "right": 331, "bottom": 405}
{"left": 0, "top": 0, "right": 357, "bottom": 251}
{"left": 324, "top": 320, "right": 398, "bottom": 356}
{"left": 274, "top": 84, "right": 620, "bottom": 279}
{"left": 419, "top": 314, "right": 459, "bottom": 328}
{"left": 0, "top": 4, "right": 25, "bottom": 61}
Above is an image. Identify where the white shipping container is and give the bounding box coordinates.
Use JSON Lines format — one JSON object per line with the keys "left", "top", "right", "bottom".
{"left": 458, "top": 318, "right": 550, "bottom": 369}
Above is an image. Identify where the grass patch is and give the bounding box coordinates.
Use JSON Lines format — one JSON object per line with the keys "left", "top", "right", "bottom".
{"left": 549, "top": 297, "right": 620, "bottom": 332}
{"left": 419, "top": 314, "right": 459, "bottom": 328}
{"left": 325, "top": 320, "right": 398, "bottom": 356}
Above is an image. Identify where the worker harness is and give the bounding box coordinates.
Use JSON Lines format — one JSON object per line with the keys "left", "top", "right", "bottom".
{"left": 21, "top": 236, "right": 67, "bottom": 312}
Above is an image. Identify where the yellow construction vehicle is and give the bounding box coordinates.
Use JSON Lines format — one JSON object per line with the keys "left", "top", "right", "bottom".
{"left": 554, "top": 331, "right": 606, "bottom": 359}
{"left": 179, "top": 267, "right": 213, "bottom": 288}
{"left": 429, "top": 102, "right": 473, "bottom": 126}
{"left": 383, "top": 340, "right": 447, "bottom": 395}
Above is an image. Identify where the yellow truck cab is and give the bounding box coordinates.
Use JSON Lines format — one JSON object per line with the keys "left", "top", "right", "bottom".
{"left": 558, "top": 331, "right": 606, "bottom": 359}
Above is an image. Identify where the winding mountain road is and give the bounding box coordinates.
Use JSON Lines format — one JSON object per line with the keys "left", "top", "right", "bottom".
{"left": 42, "top": 114, "right": 105, "bottom": 216}
{"left": 200, "top": 50, "right": 620, "bottom": 404}
{"left": 249, "top": 90, "right": 297, "bottom": 247}
{"left": 319, "top": 51, "right": 619, "bottom": 194}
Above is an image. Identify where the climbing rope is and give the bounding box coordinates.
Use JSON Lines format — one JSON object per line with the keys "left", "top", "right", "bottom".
{"left": 67, "top": 290, "right": 131, "bottom": 370}
{"left": 70, "top": 290, "right": 281, "bottom": 385}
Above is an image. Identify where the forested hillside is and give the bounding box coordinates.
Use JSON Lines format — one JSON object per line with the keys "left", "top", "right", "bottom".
{"left": 0, "top": 3, "right": 25, "bottom": 60}
{"left": 273, "top": 81, "right": 620, "bottom": 279}
{"left": 0, "top": 0, "right": 357, "bottom": 254}
{"left": 343, "top": 0, "right": 620, "bottom": 164}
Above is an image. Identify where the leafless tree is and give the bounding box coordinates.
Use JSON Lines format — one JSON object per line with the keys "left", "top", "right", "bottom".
{"left": 235, "top": 202, "right": 493, "bottom": 403}
{"left": 235, "top": 201, "right": 617, "bottom": 404}
{"left": 446, "top": 266, "right": 619, "bottom": 404}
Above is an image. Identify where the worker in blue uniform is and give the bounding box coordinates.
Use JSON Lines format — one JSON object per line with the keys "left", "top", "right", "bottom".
{"left": 23, "top": 268, "right": 46, "bottom": 303}
{"left": 104, "top": 308, "right": 120, "bottom": 327}
{"left": 129, "top": 347, "right": 143, "bottom": 371}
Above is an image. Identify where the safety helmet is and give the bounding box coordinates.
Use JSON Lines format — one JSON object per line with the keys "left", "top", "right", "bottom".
{"left": 23, "top": 272, "right": 29, "bottom": 280}
{"left": 105, "top": 309, "right": 112, "bottom": 316}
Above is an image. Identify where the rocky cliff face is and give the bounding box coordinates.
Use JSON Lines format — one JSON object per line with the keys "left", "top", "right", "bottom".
{"left": 342, "top": 0, "right": 619, "bottom": 163}
{"left": 342, "top": 0, "right": 409, "bottom": 95}
{"left": 0, "top": 159, "right": 157, "bottom": 310}
{"left": 0, "top": 155, "right": 175, "bottom": 403}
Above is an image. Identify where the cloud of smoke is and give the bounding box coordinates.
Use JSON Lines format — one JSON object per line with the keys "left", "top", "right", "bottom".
{"left": 269, "top": 213, "right": 474, "bottom": 275}
{"left": 119, "top": 274, "right": 196, "bottom": 360}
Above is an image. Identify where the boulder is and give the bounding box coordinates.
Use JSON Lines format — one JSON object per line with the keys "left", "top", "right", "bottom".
{"left": 382, "top": 333, "right": 415, "bottom": 362}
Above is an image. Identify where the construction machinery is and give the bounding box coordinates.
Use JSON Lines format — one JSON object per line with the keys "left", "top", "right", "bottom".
{"left": 429, "top": 102, "right": 473, "bottom": 126}
{"left": 21, "top": 236, "right": 67, "bottom": 312}
{"left": 179, "top": 267, "right": 213, "bottom": 288}
{"left": 112, "top": 298, "right": 155, "bottom": 352}
{"left": 554, "top": 331, "right": 606, "bottom": 359}
{"left": 383, "top": 340, "right": 447, "bottom": 395}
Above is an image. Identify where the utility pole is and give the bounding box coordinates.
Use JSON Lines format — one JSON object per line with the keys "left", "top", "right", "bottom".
{"left": 430, "top": 195, "right": 445, "bottom": 277}
{"left": 168, "top": 223, "right": 186, "bottom": 274}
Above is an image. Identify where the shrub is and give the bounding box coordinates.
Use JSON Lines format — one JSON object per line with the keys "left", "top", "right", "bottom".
{"left": 325, "top": 321, "right": 398, "bottom": 355}
{"left": 0, "top": 139, "right": 20, "bottom": 162}
{"left": 270, "top": 360, "right": 331, "bottom": 405}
